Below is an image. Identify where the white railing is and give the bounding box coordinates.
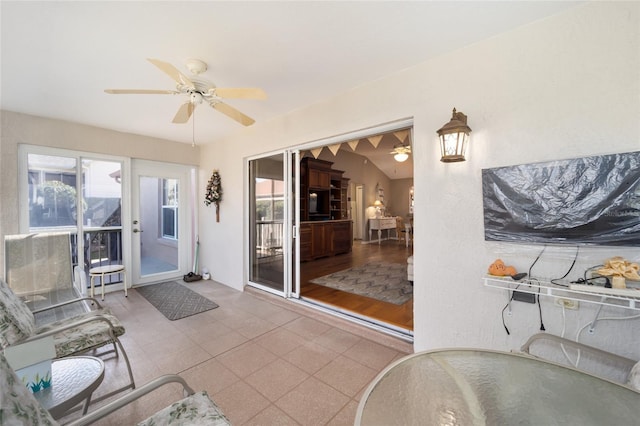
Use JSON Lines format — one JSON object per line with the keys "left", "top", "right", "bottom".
{"left": 256, "top": 221, "right": 284, "bottom": 259}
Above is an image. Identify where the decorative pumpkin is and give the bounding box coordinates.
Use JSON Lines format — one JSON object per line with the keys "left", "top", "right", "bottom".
{"left": 488, "top": 259, "right": 518, "bottom": 277}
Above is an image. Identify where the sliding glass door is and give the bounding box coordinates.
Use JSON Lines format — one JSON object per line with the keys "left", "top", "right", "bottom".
{"left": 248, "top": 151, "right": 299, "bottom": 297}
{"left": 20, "top": 146, "right": 125, "bottom": 296}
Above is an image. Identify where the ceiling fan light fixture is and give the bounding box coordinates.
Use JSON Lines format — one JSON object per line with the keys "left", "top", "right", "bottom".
{"left": 105, "top": 58, "right": 265, "bottom": 127}
{"left": 390, "top": 144, "right": 411, "bottom": 162}
{"left": 394, "top": 152, "right": 409, "bottom": 162}
{"left": 190, "top": 92, "right": 203, "bottom": 104}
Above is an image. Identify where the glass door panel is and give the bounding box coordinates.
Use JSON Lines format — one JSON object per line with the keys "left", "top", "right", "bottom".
{"left": 249, "top": 155, "right": 285, "bottom": 292}
{"left": 81, "top": 159, "right": 124, "bottom": 293}
{"left": 25, "top": 153, "right": 125, "bottom": 296}
{"left": 27, "top": 153, "right": 78, "bottom": 229}
{"left": 132, "top": 160, "right": 192, "bottom": 285}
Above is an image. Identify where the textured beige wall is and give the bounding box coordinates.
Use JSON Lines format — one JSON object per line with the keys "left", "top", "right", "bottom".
{"left": 196, "top": 2, "right": 640, "bottom": 358}
{"left": 388, "top": 178, "right": 413, "bottom": 219}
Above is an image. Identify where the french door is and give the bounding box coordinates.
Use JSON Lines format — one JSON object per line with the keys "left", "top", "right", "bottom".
{"left": 247, "top": 150, "right": 300, "bottom": 297}
{"left": 131, "top": 160, "right": 195, "bottom": 285}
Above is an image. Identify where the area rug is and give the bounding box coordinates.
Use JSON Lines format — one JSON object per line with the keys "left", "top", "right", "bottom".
{"left": 309, "top": 262, "right": 412, "bottom": 305}
{"left": 136, "top": 281, "right": 218, "bottom": 320}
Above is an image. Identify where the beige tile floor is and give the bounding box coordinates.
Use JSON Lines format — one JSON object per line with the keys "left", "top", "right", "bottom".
{"left": 59, "top": 280, "right": 412, "bottom": 425}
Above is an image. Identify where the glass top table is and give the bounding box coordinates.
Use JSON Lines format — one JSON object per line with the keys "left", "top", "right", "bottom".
{"left": 34, "top": 356, "right": 105, "bottom": 419}
{"left": 356, "top": 349, "right": 640, "bottom": 425}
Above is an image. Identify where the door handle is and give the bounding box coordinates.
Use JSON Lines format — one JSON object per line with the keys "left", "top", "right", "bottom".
{"left": 133, "top": 229, "right": 143, "bottom": 233}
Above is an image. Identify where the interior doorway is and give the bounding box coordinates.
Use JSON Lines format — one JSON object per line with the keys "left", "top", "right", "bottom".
{"left": 244, "top": 120, "right": 414, "bottom": 338}
{"left": 295, "top": 121, "right": 414, "bottom": 337}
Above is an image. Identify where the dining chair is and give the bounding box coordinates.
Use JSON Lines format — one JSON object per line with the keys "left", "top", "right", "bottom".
{"left": 395, "top": 216, "right": 406, "bottom": 244}
{"left": 0, "top": 351, "right": 230, "bottom": 425}
{"left": 405, "top": 222, "right": 413, "bottom": 247}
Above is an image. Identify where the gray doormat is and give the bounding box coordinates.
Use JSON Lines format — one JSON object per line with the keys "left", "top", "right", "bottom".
{"left": 136, "top": 281, "right": 218, "bottom": 320}
{"left": 309, "top": 262, "right": 412, "bottom": 305}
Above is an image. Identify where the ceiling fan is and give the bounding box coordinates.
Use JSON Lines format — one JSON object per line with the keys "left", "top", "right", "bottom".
{"left": 391, "top": 144, "right": 411, "bottom": 162}
{"left": 105, "top": 58, "right": 266, "bottom": 126}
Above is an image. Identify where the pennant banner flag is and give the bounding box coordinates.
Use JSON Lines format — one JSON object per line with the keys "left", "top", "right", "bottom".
{"left": 367, "top": 135, "right": 383, "bottom": 148}
{"left": 328, "top": 143, "right": 342, "bottom": 156}
{"left": 394, "top": 130, "right": 409, "bottom": 142}
{"left": 310, "top": 147, "right": 323, "bottom": 159}
{"left": 347, "top": 140, "right": 359, "bottom": 151}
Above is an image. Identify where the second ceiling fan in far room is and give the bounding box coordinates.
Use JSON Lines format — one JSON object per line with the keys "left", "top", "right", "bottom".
{"left": 105, "top": 58, "right": 266, "bottom": 126}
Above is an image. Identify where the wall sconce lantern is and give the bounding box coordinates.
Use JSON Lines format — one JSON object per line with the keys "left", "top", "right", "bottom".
{"left": 437, "top": 108, "right": 472, "bottom": 163}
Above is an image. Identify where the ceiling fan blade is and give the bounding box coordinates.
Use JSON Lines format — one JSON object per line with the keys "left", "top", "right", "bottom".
{"left": 213, "top": 88, "right": 267, "bottom": 100}
{"left": 172, "top": 102, "right": 194, "bottom": 124}
{"left": 147, "top": 58, "right": 195, "bottom": 89}
{"left": 211, "top": 102, "right": 255, "bottom": 126}
{"left": 104, "top": 89, "right": 178, "bottom": 94}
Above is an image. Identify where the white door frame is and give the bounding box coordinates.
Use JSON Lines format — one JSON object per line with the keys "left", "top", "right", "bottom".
{"left": 245, "top": 150, "right": 299, "bottom": 298}
{"left": 131, "top": 159, "right": 195, "bottom": 285}
{"left": 245, "top": 119, "right": 414, "bottom": 304}
{"left": 287, "top": 149, "right": 301, "bottom": 298}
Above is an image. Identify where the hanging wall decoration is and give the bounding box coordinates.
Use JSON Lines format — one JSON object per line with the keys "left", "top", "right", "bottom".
{"left": 205, "top": 170, "right": 223, "bottom": 222}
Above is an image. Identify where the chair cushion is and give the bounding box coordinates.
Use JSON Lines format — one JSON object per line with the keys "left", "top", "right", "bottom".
{"left": 627, "top": 361, "right": 640, "bottom": 391}
{"left": 137, "top": 391, "right": 231, "bottom": 426}
{"left": 36, "top": 309, "right": 125, "bottom": 358}
{"left": 407, "top": 256, "right": 414, "bottom": 281}
{"left": 0, "top": 352, "right": 58, "bottom": 426}
{"left": 0, "top": 279, "right": 36, "bottom": 349}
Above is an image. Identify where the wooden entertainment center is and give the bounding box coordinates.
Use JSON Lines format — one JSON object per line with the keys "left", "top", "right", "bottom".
{"left": 300, "top": 157, "right": 352, "bottom": 261}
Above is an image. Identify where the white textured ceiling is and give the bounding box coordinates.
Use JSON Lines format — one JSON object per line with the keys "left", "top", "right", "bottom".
{"left": 1, "top": 1, "right": 581, "bottom": 177}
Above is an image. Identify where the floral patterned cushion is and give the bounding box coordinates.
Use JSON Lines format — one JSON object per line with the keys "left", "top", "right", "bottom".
{"left": 0, "top": 352, "right": 58, "bottom": 426}
{"left": 0, "top": 279, "right": 36, "bottom": 349}
{"left": 36, "top": 309, "right": 125, "bottom": 358}
{"left": 137, "top": 391, "right": 231, "bottom": 426}
{"left": 627, "top": 361, "right": 640, "bottom": 391}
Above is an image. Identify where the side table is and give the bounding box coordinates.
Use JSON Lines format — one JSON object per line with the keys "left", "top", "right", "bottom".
{"left": 89, "top": 264, "right": 127, "bottom": 300}
{"left": 34, "top": 356, "right": 105, "bottom": 419}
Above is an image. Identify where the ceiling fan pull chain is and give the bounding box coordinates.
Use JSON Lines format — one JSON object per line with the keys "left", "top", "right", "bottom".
{"left": 192, "top": 108, "right": 196, "bottom": 147}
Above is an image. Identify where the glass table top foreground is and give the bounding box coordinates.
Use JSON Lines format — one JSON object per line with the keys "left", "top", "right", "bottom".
{"left": 34, "top": 356, "right": 105, "bottom": 419}
{"left": 356, "top": 349, "right": 639, "bottom": 425}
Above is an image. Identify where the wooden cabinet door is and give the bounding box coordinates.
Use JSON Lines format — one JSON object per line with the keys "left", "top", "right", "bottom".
{"left": 299, "top": 224, "right": 312, "bottom": 262}
{"left": 310, "top": 223, "right": 327, "bottom": 258}
{"left": 332, "top": 221, "right": 353, "bottom": 255}
{"left": 309, "top": 169, "right": 330, "bottom": 188}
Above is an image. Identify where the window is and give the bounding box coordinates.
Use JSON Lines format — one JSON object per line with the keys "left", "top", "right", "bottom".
{"left": 27, "top": 154, "right": 79, "bottom": 228}
{"left": 255, "top": 178, "right": 284, "bottom": 221}
{"left": 20, "top": 147, "right": 125, "bottom": 293}
{"left": 161, "top": 179, "right": 178, "bottom": 239}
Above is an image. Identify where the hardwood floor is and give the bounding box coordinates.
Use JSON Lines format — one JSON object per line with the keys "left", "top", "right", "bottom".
{"left": 300, "top": 239, "right": 413, "bottom": 331}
